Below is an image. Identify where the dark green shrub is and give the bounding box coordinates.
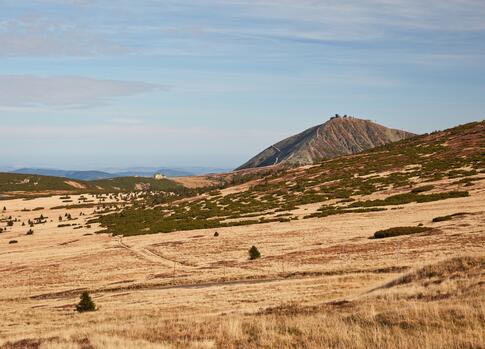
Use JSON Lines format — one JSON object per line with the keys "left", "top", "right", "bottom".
{"left": 76, "top": 292, "right": 96, "bottom": 313}
{"left": 432, "top": 212, "right": 469, "bottom": 222}
{"left": 26, "top": 229, "right": 34, "bottom": 235}
{"left": 9, "top": 240, "right": 18, "bottom": 244}
{"left": 214, "top": 232, "right": 219, "bottom": 237}
{"left": 411, "top": 185, "right": 434, "bottom": 193}
{"left": 249, "top": 245, "right": 261, "bottom": 260}
{"left": 373, "top": 226, "right": 433, "bottom": 239}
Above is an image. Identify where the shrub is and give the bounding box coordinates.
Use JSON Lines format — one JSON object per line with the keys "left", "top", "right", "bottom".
{"left": 249, "top": 245, "right": 261, "bottom": 260}
{"left": 373, "top": 226, "right": 433, "bottom": 239}
{"left": 76, "top": 292, "right": 96, "bottom": 313}
{"left": 26, "top": 229, "right": 34, "bottom": 235}
{"left": 9, "top": 240, "right": 18, "bottom": 244}
{"left": 411, "top": 185, "right": 434, "bottom": 193}
{"left": 214, "top": 231, "right": 219, "bottom": 237}
{"left": 432, "top": 212, "right": 469, "bottom": 222}
{"left": 7, "top": 221, "right": 13, "bottom": 227}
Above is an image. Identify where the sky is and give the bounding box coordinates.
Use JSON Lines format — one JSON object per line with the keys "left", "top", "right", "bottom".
{"left": 0, "top": 0, "right": 484, "bottom": 170}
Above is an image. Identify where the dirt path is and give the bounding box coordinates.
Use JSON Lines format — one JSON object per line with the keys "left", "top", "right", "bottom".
{"left": 115, "top": 236, "right": 191, "bottom": 268}
{"left": 30, "top": 277, "right": 285, "bottom": 301}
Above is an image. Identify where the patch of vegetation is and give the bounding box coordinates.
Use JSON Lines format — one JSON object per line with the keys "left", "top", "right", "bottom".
{"left": 349, "top": 191, "right": 469, "bottom": 208}
{"left": 372, "top": 226, "right": 433, "bottom": 239}
{"left": 432, "top": 212, "right": 470, "bottom": 223}
{"left": 90, "top": 177, "right": 184, "bottom": 192}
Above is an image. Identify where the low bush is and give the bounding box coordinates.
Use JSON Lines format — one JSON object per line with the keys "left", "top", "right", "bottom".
{"left": 432, "top": 212, "right": 469, "bottom": 222}
{"left": 373, "top": 226, "right": 433, "bottom": 239}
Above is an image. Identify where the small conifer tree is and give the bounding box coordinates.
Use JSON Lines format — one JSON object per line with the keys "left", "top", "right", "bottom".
{"left": 76, "top": 292, "right": 96, "bottom": 313}
{"left": 248, "top": 245, "right": 261, "bottom": 260}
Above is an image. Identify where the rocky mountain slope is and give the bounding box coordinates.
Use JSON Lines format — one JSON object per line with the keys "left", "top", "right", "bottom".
{"left": 237, "top": 115, "right": 415, "bottom": 170}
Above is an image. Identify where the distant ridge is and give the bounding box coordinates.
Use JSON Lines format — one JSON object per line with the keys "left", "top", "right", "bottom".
{"left": 12, "top": 168, "right": 114, "bottom": 181}
{"left": 237, "top": 115, "right": 415, "bottom": 170}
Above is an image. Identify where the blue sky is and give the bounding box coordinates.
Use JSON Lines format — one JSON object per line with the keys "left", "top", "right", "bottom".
{"left": 0, "top": 0, "right": 484, "bottom": 169}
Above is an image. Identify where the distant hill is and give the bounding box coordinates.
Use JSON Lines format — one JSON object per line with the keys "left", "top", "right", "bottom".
{"left": 237, "top": 116, "right": 415, "bottom": 170}
{"left": 12, "top": 168, "right": 115, "bottom": 181}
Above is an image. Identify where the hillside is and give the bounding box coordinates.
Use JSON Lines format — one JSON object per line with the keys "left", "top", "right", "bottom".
{"left": 0, "top": 173, "right": 184, "bottom": 199}
{"left": 90, "top": 177, "right": 185, "bottom": 192}
{"left": 237, "top": 115, "right": 415, "bottom": 170}
{"left": 97, "top": 121, "right": 483, "bottom": 236}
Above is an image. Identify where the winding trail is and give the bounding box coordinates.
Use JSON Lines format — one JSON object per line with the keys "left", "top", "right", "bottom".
{"left": 115, "top": 236, "right": 188, "bottom": 268}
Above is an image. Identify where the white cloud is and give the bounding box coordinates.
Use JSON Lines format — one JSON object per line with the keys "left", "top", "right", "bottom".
{"left": 0, "top": 75, "right": 165, "bottom": 108}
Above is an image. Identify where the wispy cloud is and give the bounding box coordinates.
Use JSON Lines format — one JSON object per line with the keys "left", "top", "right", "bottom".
{"left": 2, "top": 0, "right": 485, "bottom": 58}
{"left": 0, "top": 75, "right": 165, "bottom": 108}
{"left": 0, "top": 15, "right": 127, "bottom": 57}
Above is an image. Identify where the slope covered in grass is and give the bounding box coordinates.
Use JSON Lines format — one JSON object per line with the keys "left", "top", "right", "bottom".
{"left": 97, "top": 121, "right": 484, "bottom": 236}
{"left": 0, "top": 173, "right": 185, "bottom": 198}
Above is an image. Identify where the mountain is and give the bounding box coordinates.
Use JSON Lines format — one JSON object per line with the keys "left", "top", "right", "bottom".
{"left": 237, "top": 115, "right": 415, "bottom": 170}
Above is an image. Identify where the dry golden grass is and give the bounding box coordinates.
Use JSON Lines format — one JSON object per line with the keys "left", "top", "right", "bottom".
{"left": 0, "top": 182, "right": 484, "bottom": 348}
